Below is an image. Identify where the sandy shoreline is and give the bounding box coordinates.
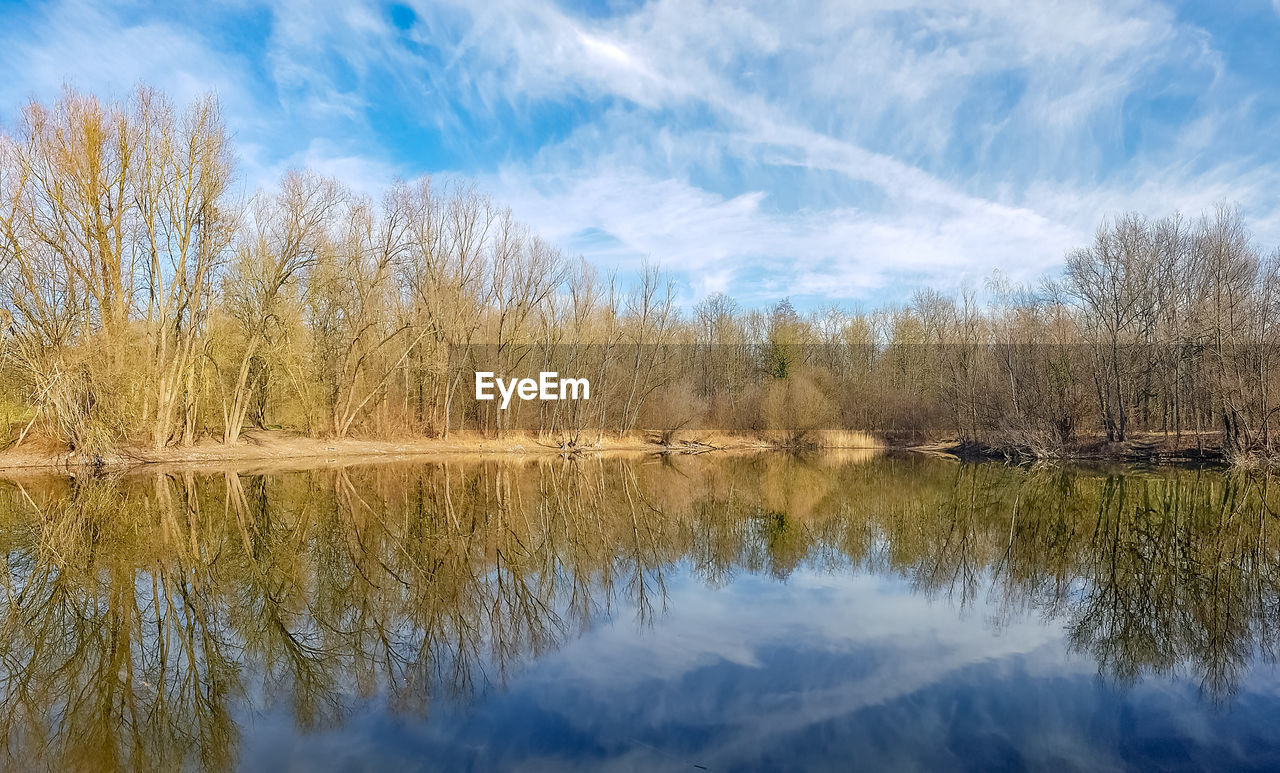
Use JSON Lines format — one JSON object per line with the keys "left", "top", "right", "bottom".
{"left": 0, "top": 430, "right": 819, "bottom": 477}
{"left": 0, "top": 428, "right": 1236, "bottom": 479}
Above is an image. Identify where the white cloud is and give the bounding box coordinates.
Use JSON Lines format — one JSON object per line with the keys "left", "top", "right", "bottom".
{"left": 512, "top": 567, "right": 1090, "bottom": 767}
{"left": 491, "top": 163, "right": 1078, "bottom": 304}
{"left": 0, "top": 0, "right": 260, "bottom": 124}
{"left": 2, "top": 0, "right": 1277, "bottom": 306}
{"left": 414, "top": 0, "right": 1279, "bottom": 303}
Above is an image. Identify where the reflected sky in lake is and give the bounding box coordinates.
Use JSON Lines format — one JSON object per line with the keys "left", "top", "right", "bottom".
{"left": 238, "top": 567, "right": 1280, "bottom": 772}
{"left": 3, "top": 454, "right": 1280, "bottom": 771}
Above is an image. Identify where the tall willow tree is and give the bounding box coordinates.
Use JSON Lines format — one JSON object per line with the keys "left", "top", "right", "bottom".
{"left": 0, "top": 86, "right": 236, "bottom": 453}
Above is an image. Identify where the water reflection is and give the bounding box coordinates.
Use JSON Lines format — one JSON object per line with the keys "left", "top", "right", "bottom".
{"left": 1, "top": 454, "right": 1279, "bottom": 770}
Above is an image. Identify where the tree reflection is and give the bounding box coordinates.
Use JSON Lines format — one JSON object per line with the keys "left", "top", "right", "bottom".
{"left": 1, "top": 454, "right": 1279, "bottom": 768}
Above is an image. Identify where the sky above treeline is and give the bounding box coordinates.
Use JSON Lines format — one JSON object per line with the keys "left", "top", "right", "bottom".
{"left": 1, "top": 0, "right": 1279, "bottom": 309}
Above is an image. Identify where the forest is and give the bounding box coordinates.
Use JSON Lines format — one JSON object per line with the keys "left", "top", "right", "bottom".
{"left": 3, "top": 86, "right": 1280, "bottom": 462}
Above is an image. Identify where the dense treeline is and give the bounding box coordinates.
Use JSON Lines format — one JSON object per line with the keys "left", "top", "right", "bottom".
{"left": 3, "top": 87, "right": 1280, "bottom": 459}
{"left": 1, "top": 455, "right": 1276, "bottom": 768}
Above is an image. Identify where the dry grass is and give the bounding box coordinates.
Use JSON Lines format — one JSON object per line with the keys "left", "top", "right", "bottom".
{"left": 753, "top": 429, "right": 882, "bottom": 450}
{"left": 807, "top": 429, "right": 882, "bottom": 449}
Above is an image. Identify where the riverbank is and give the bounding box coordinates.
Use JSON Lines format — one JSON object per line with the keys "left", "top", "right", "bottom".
{"left": 0, "top": 428, "right": 1242, "bottom": 476}
{"left": 913, "top": 432, "right": 1231, "bottom": 466}
{"left": 0, "top": 429, "right": 882, "bottom": 474}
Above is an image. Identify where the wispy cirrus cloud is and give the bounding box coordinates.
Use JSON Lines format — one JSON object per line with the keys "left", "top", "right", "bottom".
{"left": 1, "top": 0, "right": 1278, "bottom": 307}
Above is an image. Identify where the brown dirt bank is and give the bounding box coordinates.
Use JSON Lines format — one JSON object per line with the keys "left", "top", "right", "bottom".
{"left": 0, "top": 429, "right": 883, "bottom": 475}
{"left": 7, "top": 428, "right": 1237, "bottom": 477}
{"left": 909, "top": 432, "right": 1231, "bottom": 467}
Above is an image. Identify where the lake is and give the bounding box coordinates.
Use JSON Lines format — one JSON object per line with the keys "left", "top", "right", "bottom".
{"left": 2, "top": 452, "right": 1279, "bottom": 771}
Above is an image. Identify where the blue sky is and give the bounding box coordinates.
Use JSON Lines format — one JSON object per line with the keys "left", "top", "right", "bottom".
{"left": 2, "top": 0, "right": 1279, "bottom": 309}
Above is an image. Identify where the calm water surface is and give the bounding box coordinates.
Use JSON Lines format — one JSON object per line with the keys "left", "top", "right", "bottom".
{"left": 2, "top": 452, "right": 1279, "bottom": 771}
